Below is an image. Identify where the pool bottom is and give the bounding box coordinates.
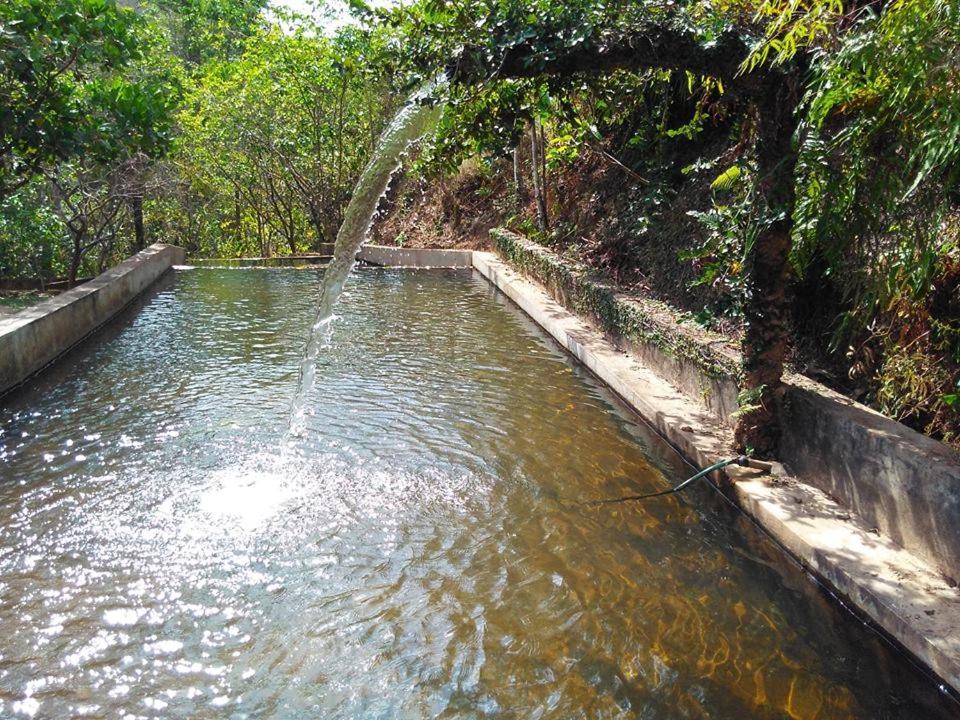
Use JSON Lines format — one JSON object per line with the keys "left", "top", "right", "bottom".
{"left": 0, "top": 267, "right": 955, "bottom": 718}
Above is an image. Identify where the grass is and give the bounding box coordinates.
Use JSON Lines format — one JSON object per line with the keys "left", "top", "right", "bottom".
{"left": 0, "top": 291, "right": 55, "bottom": 312}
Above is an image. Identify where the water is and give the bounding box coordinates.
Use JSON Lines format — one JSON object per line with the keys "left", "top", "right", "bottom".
{"left": 289, "top": 84, "right": 442, "bottom": 435}
{"left": 0, "top": 267, "right": 955, "bottom": 719}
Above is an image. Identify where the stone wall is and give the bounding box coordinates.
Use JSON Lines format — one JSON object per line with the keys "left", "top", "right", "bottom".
{"left": 357, "top": 244, "right": 473, "bottom": 268}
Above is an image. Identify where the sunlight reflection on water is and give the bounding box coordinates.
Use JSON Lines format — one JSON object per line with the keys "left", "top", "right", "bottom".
{"left": 0, "top": 268, "right": 954, "bottom": 719}
{"left": 197, "top": 468, "right": 294, "bottom": 532}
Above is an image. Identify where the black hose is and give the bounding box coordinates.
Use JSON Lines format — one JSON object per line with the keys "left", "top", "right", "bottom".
{"left": 588, "top": 455, "right": 750, "bottom": 505}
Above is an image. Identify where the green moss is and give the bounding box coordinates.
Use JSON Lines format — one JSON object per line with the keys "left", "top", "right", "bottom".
{"left": 491, "top": 228, "right": 742, "bottom": 382}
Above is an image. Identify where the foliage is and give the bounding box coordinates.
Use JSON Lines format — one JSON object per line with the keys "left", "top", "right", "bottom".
{"left": 682, "top": 159, "right": 756, "bottom": 317}
{"left": 778, "top": 0, "right": 959, "bottom": 442}
{"left": 0, "top": 0, "right": 181, "bottom": 283}
{"left": 0, "top": 0, "right": 178, "bottom": 197}
{"left": 874, "top": 330, "right": 959, "bottom": 446}
{"left": 0, "top": 180, "right": 66, "bottom": 280}
{"left": 149, "top": 0, "right": 268, "bottom": 65}
{"left": 795, "top": 0, "right": 960, "bottom": 308}
{"left": 742, "top": 0, "right": 844, "bottom": 71}
{"left": 154, "top": 22, "right": 398, "bottom": 257}
{"left": 47, "top": 159, "right": 131, "bottom": 282}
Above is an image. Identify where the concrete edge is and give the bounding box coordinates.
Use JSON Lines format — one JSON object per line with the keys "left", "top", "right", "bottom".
{"left": 489, "top": 228, "right": 960, "bottom": 580}
{"left": 490, "top": 228, "right": 744, "bottom": 424}
{"left": 188, "top": 254, "right": 331, "bottom": 267}
{"left": 472, "top": 249, "right": 960, "bottom": 693}
{"left": 357, "top": 244, "right": 474, "bottom": 268}
{"left": 0, "top": 244, "right": 185, "bottom": 397}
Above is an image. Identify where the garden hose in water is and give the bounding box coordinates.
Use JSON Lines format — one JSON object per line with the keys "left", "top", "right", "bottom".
{"left": 589, "top": 455, "right": 753, "bottom": 505}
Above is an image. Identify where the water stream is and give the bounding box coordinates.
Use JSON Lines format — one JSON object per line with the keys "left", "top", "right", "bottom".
{"left": 289, "top": 83, "right": 443, "bottom": 435}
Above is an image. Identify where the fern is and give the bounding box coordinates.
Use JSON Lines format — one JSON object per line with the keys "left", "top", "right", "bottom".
{"left": 710, "top": 165, "right": 742, "bottom": 192}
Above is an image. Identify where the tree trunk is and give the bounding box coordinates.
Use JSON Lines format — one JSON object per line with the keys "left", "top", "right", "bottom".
{"left": 131, "top": 194, "right": 145, "bottom": 251}
{"left": 513, "top": 146, "right": 524, "bottom": 207}
{"left": 68, "top": 233, "right": 83, "bottom": 288}
{"left": 539, "top": 121, "right": 548, "bottom": 215}
{"left": 530, "top": 123, "right": 548, "bottom": 231}
{"left": 234, "top": 188, "right": 243, "bottom": 248}
{"left": 256, "top": 212, "right": 266, "bottom": 257}
{"left": 734, "top": 75, "right": 801, "bottom": 458}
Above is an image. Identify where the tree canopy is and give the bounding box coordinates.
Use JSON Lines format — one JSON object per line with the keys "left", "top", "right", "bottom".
{"left": 0, "top": 0, "right": 956, "bottom": 452}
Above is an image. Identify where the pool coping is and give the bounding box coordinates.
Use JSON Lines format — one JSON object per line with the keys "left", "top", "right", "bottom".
{"left": 466, "top": 249, "right": 960, "bottom": 694}
{"left": 0, "top": 244, "right": 185, "bottom": 398}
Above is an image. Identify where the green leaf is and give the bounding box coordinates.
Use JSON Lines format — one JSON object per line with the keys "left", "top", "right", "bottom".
{"left": 711, "top": 165, "right": 742, "bottom": 192}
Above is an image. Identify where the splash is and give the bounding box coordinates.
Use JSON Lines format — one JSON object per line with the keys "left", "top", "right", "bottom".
{"left": 289, "top": 82, "right": 444, "bottom": 435}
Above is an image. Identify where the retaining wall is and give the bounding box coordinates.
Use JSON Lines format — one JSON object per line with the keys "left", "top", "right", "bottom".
{"left": 492, "top": 229, "right": 742, "bottom": 426}
{"left": 357, "top": 244, "right": 474, "bottom": 268}
{"left": 783, "top": 379, "right": 960, "bottom": 582}
{"left": 0, "top": 244, "right": 185, "bottom": 397}
{"left": 490, "top": 228, "right": 960, "bottom": 580}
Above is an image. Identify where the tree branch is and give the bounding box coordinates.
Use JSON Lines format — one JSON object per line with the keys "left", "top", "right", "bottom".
{"left": 449, "top": 22, "right": 768, "bottom": 96}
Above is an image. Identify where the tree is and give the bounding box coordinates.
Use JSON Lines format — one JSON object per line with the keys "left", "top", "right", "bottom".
{"left": 165, "top": 22, "right": 399, "bottom": 256}
{"left": 148, "top": 0, "right": 268, "bottom": 65}
{"left": 387, "top": 0, "right": 802, "bottom": 456}
{"left": 47, "top": 160, "right": 129, "bottom": 286}
{"left": 0, "top": 0, "right": 145, "bottom": 197}
{"left": 1, "top": 0, "right": 181, "bottom": 282}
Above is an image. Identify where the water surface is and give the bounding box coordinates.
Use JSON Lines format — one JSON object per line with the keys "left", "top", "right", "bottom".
{"left": 0, "top": 268, "right": 954, "bottom": 719}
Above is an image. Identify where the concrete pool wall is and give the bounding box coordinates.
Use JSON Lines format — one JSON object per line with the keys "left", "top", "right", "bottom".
{"left": 487, "top": 230, "right": 960, "bottom": 580}
{"left": 5, "top": 240, "right": 959, "bottom": 693}
{"left": 0, "top": 243, "right": 185, "bottom": 397}
{"left": 357, "top": 245, "right": 473, "bottom": 268}
{"left": 359, "top": 239, "right": 960, "bottom": 692}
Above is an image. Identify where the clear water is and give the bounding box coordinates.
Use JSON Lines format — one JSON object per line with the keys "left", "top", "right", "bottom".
{"left": 289, "top": 84, "right": 442, "bottom": 435}
{"left": 0, "top": 267, "right": 955, "bottom": 719}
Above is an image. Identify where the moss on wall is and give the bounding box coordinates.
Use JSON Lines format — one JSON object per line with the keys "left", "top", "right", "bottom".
{"left": 491, "top": 228, "right": 742, "bottom": 383}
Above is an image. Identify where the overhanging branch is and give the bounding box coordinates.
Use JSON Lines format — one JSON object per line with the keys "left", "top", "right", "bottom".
{"left": 448, "top": 21, "right": 769, "bottom": 97}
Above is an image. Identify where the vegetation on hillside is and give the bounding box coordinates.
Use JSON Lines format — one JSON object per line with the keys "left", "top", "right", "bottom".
{"left": 0, "top": 0, "right": 957, "bottom": 452}
{"left": 375, "top": 0, "right": 960, "bottom": 451}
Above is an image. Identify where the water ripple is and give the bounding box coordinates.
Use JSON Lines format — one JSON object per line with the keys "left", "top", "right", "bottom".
{"left": 0, "top": 268, "right": 953, "bottom": 719}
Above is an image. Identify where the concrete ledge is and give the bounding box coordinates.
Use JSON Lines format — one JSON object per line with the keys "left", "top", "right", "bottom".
{"left": 473, "top": 249, "right": 960, "bottom": 692}
{"left": 782, "top": 378, "right": 960, "bottom": 581}
{"left": 491, "top": 228, "right": 960, "bottom": 581}
{"left": 0, "top": 244, "right": 185, "bottom": 397}
{"left": 189, "top": 255, "right": 330, "bottom": 268}
{"left": 491, "top": 229, "right": 742, "bottom": 426}
{"left": 357, "top": 244, "right": 473, "bottom": 268}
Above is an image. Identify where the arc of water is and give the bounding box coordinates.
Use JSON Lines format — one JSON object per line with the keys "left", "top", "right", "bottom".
{"left": 288, "top": 82, "right": 444, "bottom": 437}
